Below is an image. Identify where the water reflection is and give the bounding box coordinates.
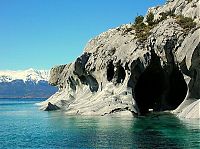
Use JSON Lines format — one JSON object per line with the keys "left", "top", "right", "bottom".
{"left": 45, "top": 112, "right": 199, "bottom": 148}
{"left": 132, "top": 114, "right": 186, "bottom": 149}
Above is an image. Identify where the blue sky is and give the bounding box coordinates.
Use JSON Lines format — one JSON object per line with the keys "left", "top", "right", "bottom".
{"left": 0, "top": 0, "right": 165, "bottom": 70}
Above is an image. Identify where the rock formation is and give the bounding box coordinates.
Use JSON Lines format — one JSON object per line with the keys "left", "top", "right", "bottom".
{"left": 42, "top": 102, "right": 60, "bottom": 111}
{"left": 38, "top": 0, "right": 200, "bottom": 118}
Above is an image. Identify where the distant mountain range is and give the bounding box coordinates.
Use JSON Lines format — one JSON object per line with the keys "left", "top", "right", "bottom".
{"left": 0, "top": 68, "right": 58, "bottom": 98}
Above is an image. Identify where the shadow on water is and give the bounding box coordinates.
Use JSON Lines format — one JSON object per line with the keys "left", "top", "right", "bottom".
{"left": 45, "top": 112, "right": 199, "bottom": 149}
{"left": 132, "top": 113, "right": 188, "bottom": 149}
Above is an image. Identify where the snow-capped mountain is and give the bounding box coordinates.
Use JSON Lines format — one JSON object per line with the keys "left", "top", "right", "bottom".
{"left": 0, "top": 68, "right": 58, "bottom": 98}
{"left": 0, "top": 68, "right": 49, "bottom": 83}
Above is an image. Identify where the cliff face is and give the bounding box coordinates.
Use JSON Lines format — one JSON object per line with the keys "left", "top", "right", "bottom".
{"left": 39, "top": 0, "right": 200, "bottom": 118}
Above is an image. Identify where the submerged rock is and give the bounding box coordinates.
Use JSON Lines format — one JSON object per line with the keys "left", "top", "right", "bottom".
{"left": 39, "top": 0, "right": 200, "bottom": 118}
{"left": 43, "top": 102, "right": 60, "bottom": 111}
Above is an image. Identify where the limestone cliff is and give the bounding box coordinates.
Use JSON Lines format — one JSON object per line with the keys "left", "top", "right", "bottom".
{"left": 38, "top": 0, "right": 200, "bottom": 118}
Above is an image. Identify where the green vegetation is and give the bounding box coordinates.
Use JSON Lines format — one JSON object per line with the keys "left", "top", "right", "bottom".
{"left": 175, "top": 15, "right": 197, "bottom": 32}
{"left": 134, "top": 23, "right": 152, "bottom": 42}
{"left": 135, "top": 15, "right": 144, "bottom": 25}
{"left": 158, "top": 12, "right": 168, "bottom": 22}
{"left": 186, "top": 0, "right": 193, "bottom": 3}
{"left": 133, "top": 12, "right": 156, "bottom": 42}
{"left": 134, "top": 15, "right": 151, "bottom": 42}
{"left": 157, "top": 9, "right": 175, "bottom": 23}
{"left": 157, "top": 10, "right": 196, "bottom": 33}
{"left": 130, "top": 10, "right": 196, "bottom": 42}
{"left": 146, "top": 12, "right": 155, "bottom": 26}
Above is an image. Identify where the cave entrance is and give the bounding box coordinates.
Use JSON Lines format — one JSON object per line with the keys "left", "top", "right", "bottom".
{"left": 134, "top": 49, "right": 166, "bottom": 115}
{"left": 107, "top": 61, "right": 114, "bottom": 81}
{"left": 134, "top": 40, "right": 188, "bottom": 115}
{"left": 134, "top": 61, "right": 166, "bottom": 115}
{"left": 134, "top": 59, "right": 187, "bottom": 115}
{"left": 166, "top": 66, "right": 188, "bottom": 110}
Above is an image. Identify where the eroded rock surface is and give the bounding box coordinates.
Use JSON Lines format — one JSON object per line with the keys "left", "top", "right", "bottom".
{"left": 39, "top": 0, "right": 200, "bottom": 118}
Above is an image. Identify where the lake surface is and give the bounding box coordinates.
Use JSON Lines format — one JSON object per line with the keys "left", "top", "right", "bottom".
{"left": 0, "top": 98, "right": 199, "bottom": 149}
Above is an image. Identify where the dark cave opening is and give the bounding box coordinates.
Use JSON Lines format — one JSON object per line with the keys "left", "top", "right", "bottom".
{"left": 166, "top": 66, "right": 188, "bottom": 110}
{"left": 78, "top": 75, "right": 99, "bottom": 92}
{"left": 134, "top": 66, "right": 188, "bottom": 115}
{"left": 134, "top": 56, "right": 166, "bottom": 115}
{"left": 134, "top": 49, "right": 188, "bottom": 115}
{"left": 116, "top": 65, "right": 126, "bottom": 83}
{"left": 87, "top": 75, "right": 99, "bottom": 92}
{"left": 107, "top": 62, "right": 115, "bottom": 81}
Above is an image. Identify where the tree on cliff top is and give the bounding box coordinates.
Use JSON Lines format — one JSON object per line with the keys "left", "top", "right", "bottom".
{"left": 146, "top": 12, "right": 154, "bottom": 26}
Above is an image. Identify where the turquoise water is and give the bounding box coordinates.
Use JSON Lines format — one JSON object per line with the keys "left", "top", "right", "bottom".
{"left": 0, "top": 98, "right": 199, "bottom": 149}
